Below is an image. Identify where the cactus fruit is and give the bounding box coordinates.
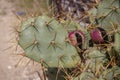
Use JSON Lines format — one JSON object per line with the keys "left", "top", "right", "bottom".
{"left": 18, "top": 15, "right": 80, "bottom": 68}
{"left": 61, "top": 20, "right": 91, "bottom": 49}
{"left": 90, "top": 27, "right": 108, "bottom": 44}
{"left": 89, "top": 0, "right": 120, "bottom": 54}
{"left": 68, "top": 30, "right": 85, "bottom": 49}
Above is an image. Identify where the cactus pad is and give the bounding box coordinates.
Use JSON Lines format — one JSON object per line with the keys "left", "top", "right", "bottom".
{"left": 18, "top": 15, "right": 80, "bottom": 68}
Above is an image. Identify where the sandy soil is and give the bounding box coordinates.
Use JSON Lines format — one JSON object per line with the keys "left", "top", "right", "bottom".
{"left": 0, "top": 0, "right": 44, "bottom": 80}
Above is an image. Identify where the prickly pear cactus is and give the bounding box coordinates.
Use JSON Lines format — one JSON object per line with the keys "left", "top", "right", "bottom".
{"left": 89, "top": 0, "right": 120, "bottom": 54}
{"left": 89, "top": 0, "right": 120, "bottom": 30}
{"left": 16, "top": 0, "right": 120, "bottom": 80}
{"left": 67, "top": 48, "right": 120, "bottom": 80}
{"left": 73, "top": 66, "right": 120, "bottom": 80}
{"left": 96, "top": 0, "right": 120, "bottom": 30}
{"left": 18, "top": 15, "right": 80, "bottom": 68}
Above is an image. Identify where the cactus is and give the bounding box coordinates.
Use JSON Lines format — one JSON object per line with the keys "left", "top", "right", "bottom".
{"left": 89, "top": 0, "right": 120, "bottom": 56}
{"left": 16, "top": 0, "right": 120, "bottom": 80}
{"left": 87, "top": 0, "right": 120, "bottom": 79}
{"left": 73, "top": 66, "right": 120, "bottom": 80}
{"left": 114, "top": 27, "right": 120, "bottom": 54}
{"left": 95, "top": 0, "right": 120, "bottom": 30}
{"left": 18, "top": 15, "right": 81, "bottom": 68}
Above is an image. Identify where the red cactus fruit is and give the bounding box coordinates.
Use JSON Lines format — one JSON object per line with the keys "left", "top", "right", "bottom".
{"left": 90, "top": 27, "right": 108, "bottom": 44}
{"left": 68, "top": 30, "right": 85, "bottom": 49}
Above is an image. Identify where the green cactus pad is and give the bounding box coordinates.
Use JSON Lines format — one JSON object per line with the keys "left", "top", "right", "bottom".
{"left": 100, "top": 66, "right": 120, "bottom": 80}
{"left": 88, "top": 0, "right": 120, "bottom": 56}
{"left": 114, "top": 29, "right": 120, "bottom": 54}
{"left": 18, "top": 15, "right": 80, "bottom": 68}
{"left": 95, "top": 0, "right": 120, "bottom": 31}
{"left": 88, "top": 49, "right": 108, "bottom": 74}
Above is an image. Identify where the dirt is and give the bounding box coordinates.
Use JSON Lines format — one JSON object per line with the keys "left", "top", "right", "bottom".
{"left": 0, "top": 0, "right": 44, "bottom": 80}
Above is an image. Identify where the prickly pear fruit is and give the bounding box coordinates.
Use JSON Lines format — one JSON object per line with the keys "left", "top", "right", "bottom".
{"left": 90, "top": 27, "right": 108, "bottom": 44}
{"left": 61, "top": 20, "right": 91, "bottom": 49}
{"left": 68, "top": 30, "right": 85, "bottom": 49}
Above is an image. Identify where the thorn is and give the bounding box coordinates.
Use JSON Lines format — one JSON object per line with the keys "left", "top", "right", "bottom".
{"left": 36, "top": 71, "right": 43, "bottom": 80}
{"left": 46, "top": 19, "right": 54, "bottom": 25}
{"left": 45, "top": 19, "right": 55, "bottom": 31}
{"left": 98, "top": 10, "right": 114, "bottom": 26}
{"left": 95, "top": 18, "right": 99, "bottom": 24}
{"left": 82, "top": 60, "right": 91, "bottom": 72}
{"left": 32, "top": 34, "right": 41, "bottom": 52}
{"left": 58, "top": 55, "right": 66, "bottom": 65}
{"left": 40, "top": 59, "right": 49, "bottom": 67}
{"left": 47, "top": 40, "right": 55, "bottom": 49}
{"left": 61, "top": 67, "right": 70, "bottom": 79}
{"left": 48, "top": 41, "right": 62, "bottom": 50}
{"left": 12, "top": 11, "right": 22, "bottom": 21}
{"left": 9, "top": 26, "right": 21, "bottom": 38}
{"left": 71, "top": 54, "right": 78, "bottom": 62}
{"left": 31, "top": 41, "right": 41, "bottom": 52}
{"left": 53, "top": 32, "right": 57, "bottom": 40}
{"left": 65, "top": 37, "right": 70, "bottom": 43}
{"left": 65, "top": 37, "right": 71, "bottom": 46}
{"left": 36, "top": 44, "right": 41, "bottom": 52}
{"left": 14, "top": 56, "right": 24, "bottom": 68}
{"left": 31, "top": 22, "right": 39, "bottom": 32}
{"left": 15, "top": 53, "right": 26, "bottom": 56}
{"left": 24, "top": 43, "right": 34, "bottom": 50}
{"left": 24, "top": 59, "right": 31, "bottom": 68}
{"left": 31, "top": 45, "right": 36, "bottom": 51}
{"left": 2, "top": 45, "right": 14, "bottom": 52}
{"left": 21, "top": 25, "right": 31, "bottom": 32}
{"left": 41, "top": 65, "right": 47, "bottom": 80}
{"left": 15, "top": 43, "right": 19, "bottom": 52}
{"left": 47, "top": 33, "right": 57, "bottom": 49}
{"left": 55, "top": 68, "right": 62, "bottom": 80}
